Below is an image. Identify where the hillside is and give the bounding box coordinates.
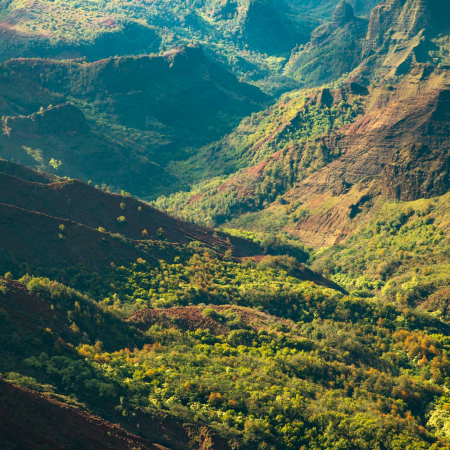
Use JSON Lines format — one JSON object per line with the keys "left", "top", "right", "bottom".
{"left": 0, "top": 161, "right": 346, "bottom": 298}
{"left": 286, "top": 2, "right": 369, "bottom": 87}
{"left": 156, "top": 30, "right": 450, "bottom": 247}
{"left": 5, "top": 0, "right": 450, "bottom": 448}
{"left": 154, "top": 82, "right": 368, "bottom": 226}
{"left": 0, "top": 46, "right": 268, "bottom": 198}
{"left": 0, "top": 161, "right": 268, "bottom": 277}
{"left": 0, "top": 278, "right": 232, "bottom": 449}
{"left": 0, "top": 379, "right": 164, "bottom": 450}
{"left": 2, "top": 266, "right": 450, "bottom": 449}
{"left": 0, "top": 0, "right": 380, "bottom": 83}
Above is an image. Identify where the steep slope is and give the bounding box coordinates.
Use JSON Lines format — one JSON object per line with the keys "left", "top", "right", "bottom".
{"left": 286, "top": 2, "right": 369, "bottom": 87}
{"left": 0, "top": 46, "right": 268, "bottom": 198}
{"left": 286, "top": 0, "right": 450, "bottom": 86}
{"left": 0, "top": 202, "right": 172, "bottom": 273}
{"left": 0, "top": 0, "right": 333, "bottom": 80}
{"left": 0, "top": 165, "right": 261, "bottom": 254}
{"left": 0, "top": 158, "right": 57, "bottom": 183}
{"left": 158, "top": 60, "right": 450, "bottom": 248}
{"left": 355, "top": 0, "right": 450, "bottom": 80}
{"left": 278, "top": 66, "right": 450, "bottom": 247}
{"left": 0, "top": 166, "right": 266, "bottom": 278}
{"left": 220, "top": 66, "right": 450, "bottom": 248}
{"left": 1, "top": 103, "right": 184, "bottom": 197}
{"left": 0, "top": 379, "right": 163, "bottom": 450}
{"left": 290, "top": 0, "right": 381, "bottom": 19}
{"left": 152, "top": 0, "right": 450, "bottom": 245}
{"left": 156, "top": 83, "right": 367, "bottom": 226}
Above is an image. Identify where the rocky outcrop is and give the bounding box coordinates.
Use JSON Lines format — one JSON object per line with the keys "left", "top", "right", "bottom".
{"left": 383, "top": 143, "right": 450, "bottom": 201}
{"left": 280, "top": 70, "right": 450, "bottom": 247}
{"left": 358, "top": 0, "right": 450, "bottom": 77}
{"left": 286, "top": 3, "right": 368, "bottom": 86}
{"left": 333, "top": 1, "right": 356, "bottom": 25}
{"left": 310, "top": 83, "right": 369, "bottom": 108}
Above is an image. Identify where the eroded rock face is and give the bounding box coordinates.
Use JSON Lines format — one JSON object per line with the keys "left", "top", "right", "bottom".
{"left": 382, "top": 89, "right": 450, "bottom": 201}
{"left": 360, "top": 0, "right": 450, "bottom": 76}
{"left": 278, "top": 69, "right": 450, "bottom": 247}
{"left": 383, "top": 144, "right": 450, "bottom": 201}
{"left": 333, "top": 1, "right": 356, "bottom": 25}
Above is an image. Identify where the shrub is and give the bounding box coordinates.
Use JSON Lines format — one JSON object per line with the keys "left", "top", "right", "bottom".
{"left": 0, "top": 279, "right": 8, "bottom": 294}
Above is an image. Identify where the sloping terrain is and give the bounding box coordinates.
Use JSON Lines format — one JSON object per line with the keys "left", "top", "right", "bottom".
{"left": 0, "top": 157, "right": 57, "bottom": 183}
{"left": 129, "top": 304, "right": 297, "bottom": 335}
{"left": 0, "top": 163, "right": 265, "bottom": 276}
{"left": 286, "top": 2, "right": 369, "bottom": 87}
{"left": 0, "top": 379, "right": 164, "bottom": 450}
{"left": 0, "top": 0, "right": 365, "bottom": 80}
{"left": 1, "top": 103, "right": 184, "bottom": 197}
{"left": 5, "top": 0, "right": 450, "bottom": 448}
{"left": 154, "top": 83, "right": 368, "bottom": 227}
{"left": 0, "top": 164, "right": 260, "bottom": 252}
{"left": 0, "top": 46, "right": 268, "bottom": 198}
{"left": 158, "top": 22, "right": 450, "bottom": 247}
{"left": 0, "top": 278, "right": 232, "bottom": 450}
{"left": 287, "top": 0, "right": 450, "bottom": 86}
{"left": 278, "top": 66, "right": 450, "bottom": 247}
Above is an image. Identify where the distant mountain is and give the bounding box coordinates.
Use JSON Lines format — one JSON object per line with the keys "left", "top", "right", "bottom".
{"left": 286, "top": 0, "right": 450, "bottom": 86}
{"left": 286, "top": 2, "right": 369, "bottom": 86}
{"left": 0, "top": 0, "right": 312, "bottom": 80}
{"left": 0, "top": 0, "right": 383, "bottom": 86}
{"left": 356, "top": 0, "right": 450, "bottom": 79}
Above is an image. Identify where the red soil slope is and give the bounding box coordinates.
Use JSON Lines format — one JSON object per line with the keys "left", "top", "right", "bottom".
{"left": 0, "top": 159, "right": 57, "bottom": 183}
{"left": 0, "top": 278, "right": 67, "bottom": 333}
{"left": 0, "top": 164, "right": 261, "bottom": 258}
{"left": 0, "top": 379, "right": 165, "bottom": 450}
{"left": 0, "top": 202, "right": 176, "bottom": 271}
{"left": 129, "top": 304, "right": 295, "bottom": 334}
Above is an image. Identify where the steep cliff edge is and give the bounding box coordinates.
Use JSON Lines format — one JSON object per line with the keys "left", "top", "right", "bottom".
{"left": 286, "top": 2, "right": 369, "bottom": 86}
{"left": 278, "top": 67, "right": 450, "bottom": 247}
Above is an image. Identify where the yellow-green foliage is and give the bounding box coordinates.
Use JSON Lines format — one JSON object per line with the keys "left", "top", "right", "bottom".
{"left": 2, "top": 271, "right": 449, "bottom": 449}
{"left": 312, "top": 194, "right": 450, "bottom": 309}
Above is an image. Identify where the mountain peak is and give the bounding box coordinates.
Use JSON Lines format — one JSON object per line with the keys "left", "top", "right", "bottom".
{"left": 333, "top": 1, "right": 355, "bottom": 25}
